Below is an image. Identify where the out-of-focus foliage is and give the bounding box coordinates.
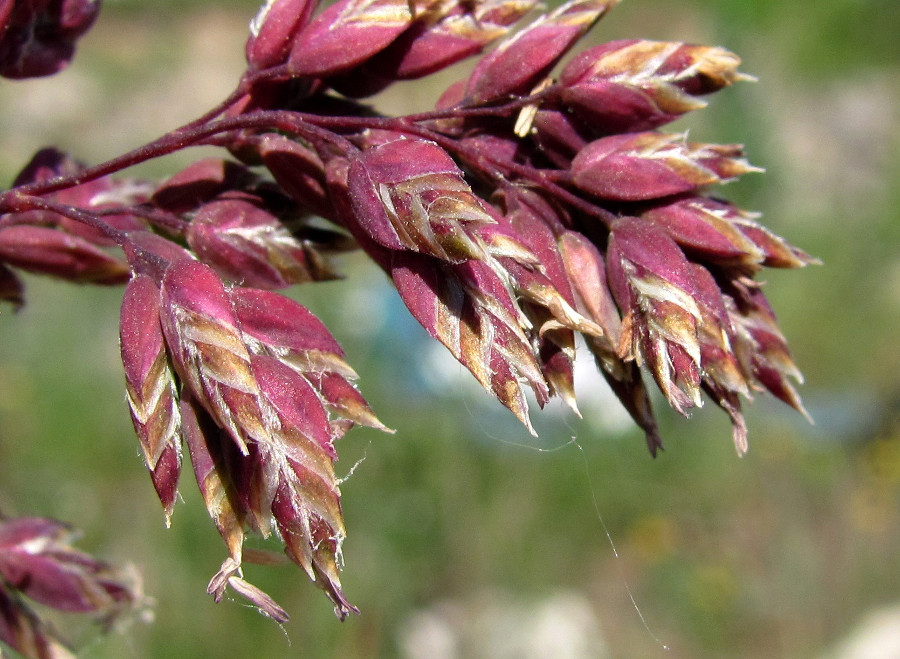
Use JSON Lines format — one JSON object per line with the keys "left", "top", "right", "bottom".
{"left": 1, "top": 0, "right": 898, "bottom": 657}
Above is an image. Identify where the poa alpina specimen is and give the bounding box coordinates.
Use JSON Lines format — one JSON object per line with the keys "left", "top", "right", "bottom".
{"left": 0, "top": 0, "right": 815, "bottom": 649}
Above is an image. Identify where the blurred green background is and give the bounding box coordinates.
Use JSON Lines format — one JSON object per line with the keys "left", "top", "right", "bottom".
{"left": 1, "top": 0, "right": 899, "bottom": 657}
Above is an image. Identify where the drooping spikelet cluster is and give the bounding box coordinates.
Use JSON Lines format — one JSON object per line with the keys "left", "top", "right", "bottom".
{"left": 0, "top": 513, "right": 142, "bottom": 657}
{"left": 0, "top": 0, "right": 814, "bottom": 626}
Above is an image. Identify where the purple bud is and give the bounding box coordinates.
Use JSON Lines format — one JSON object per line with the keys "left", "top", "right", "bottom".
{"left": 231, "top": 287, "right": 346, "bottom": 359}
{"left": 0, "top": 0, "right": 100, "bottom": 79}
{"left": 359, "top": 0, "right": 538, "bottom": 82}
{"left": 258, "top": 133, "right": 334, "bottom": 221}
{"left": 640, "top": 196, "right": 816, "bottom": 269}
{"left": 251, "top": 353, "right": 336, "bottom": 458}
{"left": 17, "top": 153, "right": 149, "bottom": 226}
{"left": 391, "top": 251, "right": 547, "bottom": 432}
{"left": 159, "top": 260, "right": 268, "bottom": 455}
{"left": 0, "top": 225, "right": 130, "bottom": 284}
{"left": 607, "top": 217, "right": 704, "bottom": 414}
{"left": 347, "top": 138, "right": 495, "bottom": 261}
{"left": 641, "top": 196, "right": 764, "bottom": 266}
{"left": 231, "top": 287, "right": 388, "bottom": 431}
{"left": 435, "top": 78, "right": 466, "bottom": 111}
{"left": 246, "top": 0, "right": 317, "bottom": 71}
{"left": 187, "top": 195, "right": 315, "bottom": 289}
{"left": 531, "top": 109, "right": 591, "bottom": 168}
{"left": 572, "top": 132, "right": 761, "bottom": 201}
{"left": 557, "top": 230, "right": 622, "bottom": 352}
{"left": 691, "top": 265, "right": 746, "bottom": 394}
{"left": 689, "top": 264, "right": 750, "bottom": 454}
{"left": 560, "top": 40, "right": 749, "bottom": 132}
{"left": 268, "top": 450, "right": 356, "bottom": 620}
{"left": 559, "top": 231, "right": 662, "bottom": 457}
{"left": 726, "top": 283, "right": 809, "bottom": 422}
{"left": 12, "top": 147, "right": 81, "bottom": 187}
{"left": 288, "top": 0, "right": 413, "bottom": 77}
{"left": 500, "top": 188, "right": 572, "bottom": 294}
{"left": 465, "top": 0, "right": 617, "bottom": 103}
{"left": 182, "top": 398, "right": 247, "bottom": 561}
{"left": 151, "top": 158, "right": 254, "bottom": 214}
{"left": 493, "top": 193, "right": 604, "bottom": 412}
{"left": 459, "top": 132, "right": 525, "bottom": 171}
{"left": 120, "top": 274, "right": 183, "bottom": 521}
{"left": 122, "top": 230, "right": 195, "bottom": 281}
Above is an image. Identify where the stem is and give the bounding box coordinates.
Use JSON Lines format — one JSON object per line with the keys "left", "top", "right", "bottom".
{"left": 93, "top": 205, "right": 189, "bottom": 235}
{"left": 5, "top": 128, "right": 216, "bottom": 199}
{"left": 180, "top": 65, "right": 293, "bottom": 131}
{"left": 3, "top": 193, "right": 170, "bottom": 274}
{"left": 5, "top": 193, "right": 127, "bottom": 243}
{"left": 1, "top": 110, "right": 345, "bottom": 204}
{"left": 0, "top": 78, "right": 609, "bottom": 233}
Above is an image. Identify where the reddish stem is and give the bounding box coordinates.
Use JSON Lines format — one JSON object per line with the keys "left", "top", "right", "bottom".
{"left": 0, "top": 110, "right": 343, "bottom": 203}
{"left": 1, "top": 78, "right": 611, "bottom": 236}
